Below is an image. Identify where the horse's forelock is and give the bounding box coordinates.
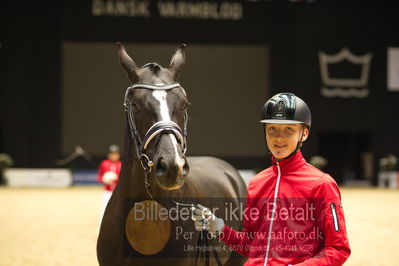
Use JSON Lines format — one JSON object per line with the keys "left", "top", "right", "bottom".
{"left": 139, "top": 64, "right": 175, "bottom": 85}
{"left": 142, "top": 62, "right": 161, "bottom": 74}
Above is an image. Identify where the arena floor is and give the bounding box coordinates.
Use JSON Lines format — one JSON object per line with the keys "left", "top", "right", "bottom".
{"left": 0, "top": 186, "right": 398, "bottom": 266}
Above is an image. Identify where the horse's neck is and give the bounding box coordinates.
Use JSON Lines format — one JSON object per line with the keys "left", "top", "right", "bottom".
{"left": 119, "top": 156, "right": 148, "bottom": 198}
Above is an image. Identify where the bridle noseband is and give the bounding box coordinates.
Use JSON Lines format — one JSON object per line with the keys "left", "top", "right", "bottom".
{"left": 124, "top": 83, "right": 188, "bottom": 174}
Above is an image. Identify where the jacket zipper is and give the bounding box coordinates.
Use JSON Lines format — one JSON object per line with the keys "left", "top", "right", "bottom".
{"left": 264, "top": 162, "right": 282, "bottom": 266}
{"left": 330, "top": 203, "right": 339, "bottom": 232}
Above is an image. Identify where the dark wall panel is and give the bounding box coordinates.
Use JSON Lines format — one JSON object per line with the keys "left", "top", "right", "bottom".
{"left": 62, "top": 42, "right": 269, "bottom": 157}
{"left": 1, "top": 2, "right": 61, "bottom": 167}
{"left": 1, "top": 1, "right": 399, "bottom": 176}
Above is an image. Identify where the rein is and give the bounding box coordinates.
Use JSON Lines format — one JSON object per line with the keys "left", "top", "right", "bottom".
{"left": 124, "top": 82, "right": 188, "bottom": 199}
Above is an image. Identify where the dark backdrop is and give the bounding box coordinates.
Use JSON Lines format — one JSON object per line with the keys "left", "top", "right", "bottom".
{"left": 1, "top": 1, "right": 399, "bottom": 184}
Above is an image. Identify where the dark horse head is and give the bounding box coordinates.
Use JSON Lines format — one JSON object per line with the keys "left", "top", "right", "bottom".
{"left": 118, "top": 43, "right": 190, "bottom": 190}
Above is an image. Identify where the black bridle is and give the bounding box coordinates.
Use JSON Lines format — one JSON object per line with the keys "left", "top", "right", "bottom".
{"left": 123, "top": 82, "right": 188, "bottom": 173}
{"left": 125, "top": 83, "right": 221, "bottom": 266}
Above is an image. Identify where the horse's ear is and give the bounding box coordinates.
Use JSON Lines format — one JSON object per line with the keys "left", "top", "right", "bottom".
{"left": 169, "top": 44, "right": 186, "bottom": 80}
{"left": 117, "top": 42, "right": 139, "bottom": 83}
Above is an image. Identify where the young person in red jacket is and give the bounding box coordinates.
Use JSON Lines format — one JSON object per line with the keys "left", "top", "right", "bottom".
{"left": 193, "top": 93, "right": 351, "bottom": 265}
{"left": 98, "top": 145, "right": 122, "bottom": 217}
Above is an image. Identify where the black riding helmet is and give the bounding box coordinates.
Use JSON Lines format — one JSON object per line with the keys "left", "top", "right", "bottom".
{"left": 260, "top": 92, "right": 311, "bottom": 159}
{"left": 260, "top": 92, "right": 311, "bottom": 128}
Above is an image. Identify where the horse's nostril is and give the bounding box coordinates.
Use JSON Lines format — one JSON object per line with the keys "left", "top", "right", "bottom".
{"left": 182, "top": 159, "right": 190, "bottom": 177}
{"left": 156, "top": 158, "right": 167, "bottom": 175}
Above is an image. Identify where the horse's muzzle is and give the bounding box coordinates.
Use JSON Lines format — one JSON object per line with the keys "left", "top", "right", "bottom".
{"left": 154, "top": 156, "right": 189, "bottom": 190}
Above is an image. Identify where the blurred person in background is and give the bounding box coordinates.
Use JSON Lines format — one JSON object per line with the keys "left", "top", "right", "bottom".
{"left": 98, "top": 145, "right": 122, "bottom": 218}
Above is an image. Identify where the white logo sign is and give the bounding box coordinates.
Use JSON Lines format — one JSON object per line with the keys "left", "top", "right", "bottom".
{"left": 387, "top": 47, "right": 399, "bottom": 91}
{"left": 318, "top": 47, "right": 372, "bottom": 98}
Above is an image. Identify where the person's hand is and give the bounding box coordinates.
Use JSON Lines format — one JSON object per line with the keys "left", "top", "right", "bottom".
{"left": 191, "top": 204, "right": 224, "bottom": 237}
{"left": 102, "top": 171, "right": 117, "bottom": 185}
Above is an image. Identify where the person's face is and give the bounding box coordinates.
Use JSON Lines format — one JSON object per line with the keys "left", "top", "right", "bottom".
{"left": 108, "top": 152, "right": 120, "bottom": 162}
{"left": 265, "top": 123, "right": 309, "bottom": 160}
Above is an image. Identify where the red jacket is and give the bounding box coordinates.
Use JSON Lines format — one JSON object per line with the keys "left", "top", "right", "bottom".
{"left": 220, "top": 151, "right": 350, "bottom": 265}
{"left": 97, "top": 159, "right": 122, "bottom": 191}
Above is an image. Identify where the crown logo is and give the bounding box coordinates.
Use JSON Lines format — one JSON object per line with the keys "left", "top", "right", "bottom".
{"left": 318, "top": 47, "right": 372, "bottom": 98}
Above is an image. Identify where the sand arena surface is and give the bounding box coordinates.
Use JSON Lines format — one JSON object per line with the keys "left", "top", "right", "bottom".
{"left": 0, "top": 187, "right": 398, "bottom": 265}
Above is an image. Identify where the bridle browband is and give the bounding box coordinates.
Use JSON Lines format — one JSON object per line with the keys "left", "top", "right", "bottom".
{"left": 123, "top": 82, "right": 188, "bottom": 173}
